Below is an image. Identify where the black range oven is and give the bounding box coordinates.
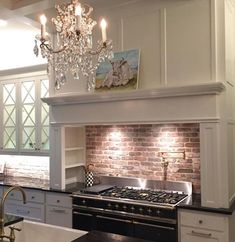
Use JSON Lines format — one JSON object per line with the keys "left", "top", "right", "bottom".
{"left": 72, "top": 186, "right": 188, "bottom": 242}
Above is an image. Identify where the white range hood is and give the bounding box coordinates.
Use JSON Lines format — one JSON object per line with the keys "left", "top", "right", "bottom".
{"left": 43, "top": 81, "right": 235, "bottom": 209}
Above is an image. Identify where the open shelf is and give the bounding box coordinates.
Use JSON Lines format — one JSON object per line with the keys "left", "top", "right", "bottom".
{"left": 63, "top": 125, "right": 86, "bottom": 185}
{"left": 65, "top": 163, "right": 85, "bottom": 169}
{"left": 65, "top": 147, "right": 85, "bottom": 151}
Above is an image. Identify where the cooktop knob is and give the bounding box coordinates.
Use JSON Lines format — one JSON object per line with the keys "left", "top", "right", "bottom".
{"left": 147, "top": 208, "right": 152, "bottom": 214}
{"left": 131, "top": 206, "right": 135, "bottom": 212}
{"left": 82, "top": 200, "right": 86, "bottom": 204}
{"left": 156, "top": 210, "right": 161, "bottom": 216}
{"left": 123, "top": 205, "right": 127, "bottom": 210}
{"left": 115, "top": 204, "right": 119, "bottom": 209}
{"left": 108, "top": 203, "right": 112, "bottom": 208}
{"left": 139, "top": 207, "right": 143, "bottom": 213}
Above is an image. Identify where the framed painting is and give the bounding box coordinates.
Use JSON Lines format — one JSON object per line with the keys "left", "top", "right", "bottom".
{"left": 95, "top": 49, "right": 140, "bottom": 92}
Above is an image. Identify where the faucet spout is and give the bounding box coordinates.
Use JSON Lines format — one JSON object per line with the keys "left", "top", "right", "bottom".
{"left": 0, "top": 186, "right": 26, "bottom": 238}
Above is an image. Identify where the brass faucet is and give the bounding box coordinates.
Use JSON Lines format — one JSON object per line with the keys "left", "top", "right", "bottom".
{"left": 0, "top": 186, "right": 26, "bottom": 242}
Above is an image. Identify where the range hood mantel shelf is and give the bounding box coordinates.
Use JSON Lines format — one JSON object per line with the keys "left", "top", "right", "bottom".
{"left": 42, "top": 82, "right": 225, "bottom": 106}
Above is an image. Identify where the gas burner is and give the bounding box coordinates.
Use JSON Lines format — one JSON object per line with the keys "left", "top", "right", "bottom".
{"left": 100, "top": 186, "right": 187, "bottom": 205}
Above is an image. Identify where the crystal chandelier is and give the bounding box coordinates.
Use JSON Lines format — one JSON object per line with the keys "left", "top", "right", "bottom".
{"left": 34, "top": 0, "right": 113, "bottom": 91}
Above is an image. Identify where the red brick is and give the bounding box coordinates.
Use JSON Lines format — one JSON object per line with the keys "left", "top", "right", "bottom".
{"left": 86, "top": 124, "right": 200, "bottom": 193}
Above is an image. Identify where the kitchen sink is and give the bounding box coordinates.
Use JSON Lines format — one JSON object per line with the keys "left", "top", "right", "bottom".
{"left": 5, "top": 220, "right": 87, "bottom": 242}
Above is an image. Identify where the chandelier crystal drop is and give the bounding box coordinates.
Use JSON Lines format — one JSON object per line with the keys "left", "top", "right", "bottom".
{"left": 34, "top": 0, "right": 113, "bottom": 91}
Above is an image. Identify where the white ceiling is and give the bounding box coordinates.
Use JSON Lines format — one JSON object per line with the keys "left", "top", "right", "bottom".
{"left": 0, "top": 0, "right": 140, "bottom": 31}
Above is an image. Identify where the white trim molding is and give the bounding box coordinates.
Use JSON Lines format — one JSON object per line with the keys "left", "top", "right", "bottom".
{"left": 42, "top": 82, "right": 226, "bottom": 106}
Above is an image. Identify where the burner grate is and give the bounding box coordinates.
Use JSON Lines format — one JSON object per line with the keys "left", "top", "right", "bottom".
{"left": 100, "top": 187, "right": 187, "bottom": 205}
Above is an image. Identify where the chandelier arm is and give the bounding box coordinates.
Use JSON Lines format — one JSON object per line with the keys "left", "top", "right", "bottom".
{"left": 40, "top": 42, "right": 68, "bottom": 54}
{"left": 88, "top": 43, "right": 107, "bottom": 56}
{"left": 82, "top": 4, "right": 93, "bottom": 17}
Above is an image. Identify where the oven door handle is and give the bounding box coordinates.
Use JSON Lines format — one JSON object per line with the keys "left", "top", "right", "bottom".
{"left": 73, "top": 211, "right": 93, "bottom": 217}
{"left": 133, "top": 221, "right": 175, "bottom": 231}
{"left": 96, "top": 215, "right": 132, "bottom": 224}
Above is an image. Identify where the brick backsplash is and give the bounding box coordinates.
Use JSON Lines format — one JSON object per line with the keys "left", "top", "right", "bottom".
{"left": 86, "top": 123, "right": 200, "bottom": 193}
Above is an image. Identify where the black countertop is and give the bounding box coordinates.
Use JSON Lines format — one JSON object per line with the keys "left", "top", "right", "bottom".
{"left": 4, "top": 214, "right": 23, "bottom": 227}
{"left": 1, "top": 177, "right": 235, "bottom": 215}
{"left": 177, "top": 193, "right": 235, "bottom": 215}
{"left": 72, "top": 231, "right": 154, "bottom": 242}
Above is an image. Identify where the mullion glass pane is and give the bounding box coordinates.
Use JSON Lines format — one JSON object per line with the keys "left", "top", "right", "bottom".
{"left": 21, "top": 80, "right": 36, "bottom": 150}
{"left": 40, "top": 79, "right": 49, "bottom": 150}
{"left": 22, "top": 126, "right": 35, "bottom": 149}
{"left": 3, "top": 83, "right": 16, "bottom": 149}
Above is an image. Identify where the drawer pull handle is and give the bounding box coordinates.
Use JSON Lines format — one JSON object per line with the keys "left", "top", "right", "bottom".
{"left": 31, "top": 196, "right": 35, "bottom": 199}
{"left": 52, "top": 209, "right": 66, "bottom": 214}
{"left": 57, "top": 200, "right": 60, "bottom": 203}
{"left": 191, "top": 230, "right": 212, "bottom": 238}
{"left": 16, "top": 209, "right": 30, "bottom": 215}
{"left": 198, "top": 220, "right": 203, "bottom": 224}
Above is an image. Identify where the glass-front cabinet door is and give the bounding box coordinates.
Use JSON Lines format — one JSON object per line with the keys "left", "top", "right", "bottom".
{"left": 20, "top": 79, "right": 36, "bottom": 151}
{"left": 0, "top": 73, "right": 49, "bottom": 154}
{"left": 2, "top": 82, "right": 17, "bottom": 150}
{"left": 39, "top": 79, "right": 50, "bottom": 151}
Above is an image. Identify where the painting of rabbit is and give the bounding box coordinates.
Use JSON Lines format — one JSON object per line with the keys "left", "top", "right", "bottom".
{"left": 95, "top": 49, "right": 140, "bottom": 91}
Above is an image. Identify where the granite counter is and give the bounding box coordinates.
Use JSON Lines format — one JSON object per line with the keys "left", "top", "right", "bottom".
{"left": 72, "top": 231, "right": 154, "bottom": 242}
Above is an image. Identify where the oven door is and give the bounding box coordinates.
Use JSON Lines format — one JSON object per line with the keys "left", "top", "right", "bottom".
{"left": 73, "top": 210, "right": 95, "bottom": 231}
{"left": 73, "top": 206, "right": 177, "bottom": 242}
{"left": 73, "top": 208, "right": 133, "bottom": 236}
{"left": 96, "top": 214, "right": 133, "bottom": 236}
{"left": 133, "top": 220, "right": 176, "bottom": 242}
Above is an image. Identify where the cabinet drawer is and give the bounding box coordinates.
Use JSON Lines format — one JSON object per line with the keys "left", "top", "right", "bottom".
{"left": 181, "top": 226, "right": 226, "bottom": 241}
{"left": 4, "top": 187, "right": 44, "bottom": 203}
{"left": 179, "top": 210, "right": 227, "bottom": 232}
{"left": 46, "top": 192, "right": 72, "bottom": 208}
{"left": 5, "top": 200, "right": 45, "bottom": 222}
{"left": 46, "top": 205, "right": 72, "bottom": 228}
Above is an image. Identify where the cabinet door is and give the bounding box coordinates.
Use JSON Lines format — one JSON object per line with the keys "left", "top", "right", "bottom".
{"left": 38, "top": 78, "right": 49, "bottom": 151}
{"left": 20, "top": 79, "right": 36, "bottom": 151}
{"left": 20, "top": 76, "right": 49, "bottom": 153}
{"left": 1, "top": 82, "right": 18, "bottom": 151}
{"left": 181, "top": 227, "right": 226, "bottom": 242}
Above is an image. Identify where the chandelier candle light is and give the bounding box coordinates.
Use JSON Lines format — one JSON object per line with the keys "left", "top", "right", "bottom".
{"left": 34, "top": 0, "right": 113, "bottom": 91}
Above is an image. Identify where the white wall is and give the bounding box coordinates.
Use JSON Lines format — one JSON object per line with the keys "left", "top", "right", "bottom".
{"left": 53, "top": 0, "right": 221, "bottom": 95}
{"left": 0, "top": 20, "right": 46, "bottom": 71}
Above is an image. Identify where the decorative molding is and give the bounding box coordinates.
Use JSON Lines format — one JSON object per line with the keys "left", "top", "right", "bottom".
{"left": 210, "top": 0, "right": 216, "bottom": 81}
{"left": 0, "top": 64, "right": 47, "bottom": 79}
{"left": 50, "top": 117, "right": 220, "bottom": 126}
{"left": 160, "top": 8, "right": 167, "bottom": 85}
{"left": 42, "top": 82, "right": 226, "bottom": 106}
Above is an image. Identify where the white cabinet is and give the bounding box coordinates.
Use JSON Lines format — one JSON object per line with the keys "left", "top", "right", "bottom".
{"left": 0, "top": 72, "right": 49, "bottom": 154}
{"left": 50, "top": 125, "right": 86, "bottom": 189}
{"left": 4, "top": 187, "right": 45, "bottom": 222}
{"left": 178, "top": 210, "right": 229, "bottom": 242}
{"left": 45, "top": 192, "right": 72, "bottom": 228}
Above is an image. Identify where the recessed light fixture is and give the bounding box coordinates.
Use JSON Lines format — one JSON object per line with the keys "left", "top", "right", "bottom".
{"left": 0, "top": 19, "right": 7, "bottom": 27}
